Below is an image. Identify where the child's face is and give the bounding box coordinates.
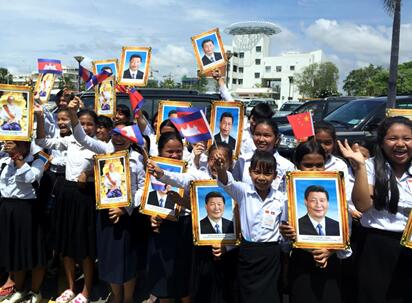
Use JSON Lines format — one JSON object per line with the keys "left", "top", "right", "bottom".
{"left": 299, "top": 153, "right": 325, "bottom": 171}
{"left": 57, "top": 112, "right": 71, "bottom": 135}
{"left": 249, "top": 163, "right": 277, "bottom": 192}
{"left": 315, "top": 130, "right": 334, "bottom": 156}
{"left": 208, "top": 148, "right": 231, "bottom": 178}
{"left": 79, "top": 114, "right": 96, "bottom": 137}
{"left": 253, "top": 123, "right": 278, "bottom": 152}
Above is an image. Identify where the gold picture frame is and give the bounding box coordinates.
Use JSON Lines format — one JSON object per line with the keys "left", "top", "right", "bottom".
{"left": 118, "top": 46, "right": 151, "bottom": 87}
{"left": 140, "top": 156, "right": 187, "bottom": 221}
{"left": 0, "top": 84, "right": 34, "bottom": 141}
{"left": 34, "top": 73, "right": 56, "bottom": 104}
{"left": 94, "top": 79, "right": 116, "bottom": 117}
{"left": 191, "top": 28, "right": 227, "bottom": 74}
{"left": 190, "top": 180, "right": 241, "bottom": 246}
{"left": 209, "top": 101, "right": 244, "bottom": 160}
{"left": 92, "top": 59, "right": 119, "bottom": 79}
{"left": 386, "top": 108, "right": 412, "bottom": 120}
{"left": 156, "top": 100, "right": 192, "bottom": 142}
{"left": 401, "top": 211, "right": 412, "bottom": 249}
{"left": 286, "top": 171, "right": 350, "bottom": 250}
{"left": 94, "top": 151, "right": 132, "bottom": 210}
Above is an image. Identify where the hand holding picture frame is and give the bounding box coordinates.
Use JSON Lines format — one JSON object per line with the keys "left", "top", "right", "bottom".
{"left": 286, "top": 171, "right": 350, "bottom": 249}
{"left": 190, "top": 180, "right": 241, "bottom": 246}
{"left": 401, "top": 211, "right": 412, "bottom": 249}
{"left": 34, "top": 73, "right": 56, "bottom": 104}
{"left": 118, "top": 46, "right": 151, "bottom": 87}
{"left": 140, "top": 156, "right": 187, "bottom": 221}
{"left": 94, "top": 151, "right": 132, "bottom": 210}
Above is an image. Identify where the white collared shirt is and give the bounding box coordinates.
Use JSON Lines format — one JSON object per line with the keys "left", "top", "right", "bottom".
{"left": 219, "top": 133, "right": 230, "bottom": 144}
{"left": 159, "top": 166, "right": 212, "bottom": 193}
{"left": 240, "top": 125, "right": 255, "bottom": 155}
{"left": 308, "top": 215, "right": 326, "bottom": 235}
{"left": 360, "top": 158, "right": 412, "bottom": 232}
{"left": 0, "top": 155, "right": 44, "bottom": 199}
{"left": 218, "top": 172, "right": 286, "bottom": 242}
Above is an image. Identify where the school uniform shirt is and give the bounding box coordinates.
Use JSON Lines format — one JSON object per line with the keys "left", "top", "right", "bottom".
{"left": 233, "top": 150, "right": 295, "bottom": 192}
{"left": 186, "top": 150, "right": 208, "bottom": 171}
{"left": 240, "top": 124, "right": 256, "bottom": 156}
{"left": 159, "top": 166, "right": 212, "bottom": 191}
{"left": 360, "top": 158, "right": 412, "bottom": 232}
{"left": 218, "top": 172, "right": 286, "bottom": 242}
{"left": 42, "top": 106, "right": 59, "bottom": 138}
{"left": 219, "top": 85, "right": 233, "bottom": 102}
{"left": 0, "top": 154, "right": 45, "bottom": 199}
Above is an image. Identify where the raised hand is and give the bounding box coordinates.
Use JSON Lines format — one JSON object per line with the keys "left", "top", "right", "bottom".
{"left": 33, "top": 103, "right": 44, "bottom": 116}
{"left": 147, "top": 159, "right": 164, "bottom": 179}
{"left": 337, "top": 139, "right": 365, "bottom": 170}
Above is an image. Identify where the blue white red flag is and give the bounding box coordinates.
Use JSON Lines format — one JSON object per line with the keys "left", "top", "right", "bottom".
{"left": 79, "top": 65, "right": 93, "bottom": 83}
{"left": 85, "top": 70, "right": 112, "bottom": 91}
{"left": 112, "top": 124, "right": 144, "bottom": 146}
{"left": 38, "top": 59, "right": 62, "bottom": 74}
{"left": 176, "top": 107, "right": 200, "bottom": 118}
{"left": 128, "top": 88, "right": 145, "bottom": 117}
{"left": 170, "top": 110, "right": 212, "bottom": 144}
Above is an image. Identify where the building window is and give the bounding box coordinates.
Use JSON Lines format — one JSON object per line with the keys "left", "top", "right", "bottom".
{"left": 290, "top": 65, "right": 295, "bottom": 71}
{"left": 238, "top": 79, "right": 243, "bottom": 85}
{"left": 254, "top": 73, "right": 260, "bottom": 79}
{"left": 265, "top": 66, "right": 271, "bottom": 72}
{"left": 239, "top": 52, "right": 244, "bottom": 58}
{"left": 256, "top": 46, "right": 262, "bottom": 52}
{"left": 276, "top": 66, "right": 282, "bottom": 72}
{"left": 232, "top": 78, "right": 237, "bottom": 84}
{"left": 233, "top": 65, "right": 238, "bottom": 72}
{"left": 239, "top": 67, "right": 244, "bottom": 73}
{"left": 255, "top": 59, "right": 261, "bottom": 65}
{"left": 233, "top": 52, "right": 238, "bottom": 57}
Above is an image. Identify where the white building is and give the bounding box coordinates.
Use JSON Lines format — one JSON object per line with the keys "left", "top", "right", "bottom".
{"left": 12, "top": 66, "right": 79, "bottom": 88}
{"left": 226, "top": 35, "right": 322, "bottom": 104}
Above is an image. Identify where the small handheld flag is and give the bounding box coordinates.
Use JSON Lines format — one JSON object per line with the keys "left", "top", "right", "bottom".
{"left": 176, "top": 107, "right": 200, "bottom": 118}
{"left": 112, "top": 124, "right": 144, "bottom": 146}
{"left": 38, "top": 59, "right": 62, "bottom": 74}
{"left": 128, "top": 88, "right": 145, "bottom": 117}
{"left": 79, "top": 65, "right": 93, "bottom": 83}
{"left": 85, "top": 70, "right": 112, "bottom": 91}
{"left": 286, "top": 112, "right": 314, "bottom": 140}
{"left": 170, "top": 110, "right": 212, "bottom": 144}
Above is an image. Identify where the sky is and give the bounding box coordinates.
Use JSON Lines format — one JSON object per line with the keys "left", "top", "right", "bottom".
{"left": 1, "top": 0, "right": 411, "bottom": 90}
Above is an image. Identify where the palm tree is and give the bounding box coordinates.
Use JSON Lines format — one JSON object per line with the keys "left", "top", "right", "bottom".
{"left": 384, "top": 0, "right": 401, "bottom": 108}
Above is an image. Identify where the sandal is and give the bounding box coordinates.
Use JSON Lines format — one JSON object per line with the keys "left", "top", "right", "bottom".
{"left": 70, "top": 293, "right": 88, "bottom": 303}
{"left": 55, "top": 290, "right": 75, "bottom": 303}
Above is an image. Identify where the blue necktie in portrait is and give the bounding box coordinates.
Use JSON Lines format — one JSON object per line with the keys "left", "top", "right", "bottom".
{"left": 317, "top": 223, "right": 325, "bottom": 236}
{"left": 159, "top": 198, "right": 164, "bottom": 208}
{"left": 215, "top": 223, "right": 221, "bottom": 234}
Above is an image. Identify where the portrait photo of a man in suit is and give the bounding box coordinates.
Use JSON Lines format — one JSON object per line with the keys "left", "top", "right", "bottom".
{"left": 122, "top": 54, "right": 144, "bottom": 80}
{"left": 298, "top": 185, "right": 340, "bottom": 236}
{"left": 147, "top": 184, "right": 175, "bottom": 210}
{"left": 200, "top": 191, "right": 234, "bottom": 234}
{"left": 214, "top": 112, "right": 236, "bottom": 150}
{"left": 201, "top": 39, "right": 223, "bottom": 67}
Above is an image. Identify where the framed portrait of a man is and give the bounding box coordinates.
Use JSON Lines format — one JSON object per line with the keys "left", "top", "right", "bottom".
{"left": 94, "top": 151, "right": 132, "bottom": 210}
{"left": 191, "top": 28, "right": 227, "bottom": 74}
{"left": 401, "top": 211, "right": 412, "bottom": 249}
{"left": 140, "top": 156, "right": 187, "bottom": 221}
{"left": 209, "top": 101, "right": 244, "bottom": 159}
{"left": 156, "top": 100, "right": 192, "bottom": 142}
{"left": 286, "top": 171, "right": 350, "bottom": 249}
{"left": 92, "top": 59, "right": 119, "bottom": 79}
{"left": 34, "top": 73, "right": 56, "bottom": 104}
{"left": 91, "top": 62, "right": 117, "bottom": 117}
{"left": 118, "top": 46, "right": 151, "bottom": 87}
{"left": 0, "top": 84, "right": 34, "bottom": 141}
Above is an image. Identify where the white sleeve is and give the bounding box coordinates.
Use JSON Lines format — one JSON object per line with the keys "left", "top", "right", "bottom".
{"left": 72, "top": 123, "right": 111, "bottom": 154}
{"left": 133, "top": 158, "right": 146, "bottom": 208}
{"left": 232, "top": 157, "right": 244, "bottom": 181}
{"left": 219, "top": 85, "right": 234, "bottom": 102}
{"left": 35, "top": 136, "right": 68, "bottom": 151}
{"left": 15, "top": 158, "right": 45, "bottom": 184}
{"left": 217, "top": 172, "right": 246, "bottom": 205}
{"left": 42, "top": 106, "right": 57, "bottom": 138}
{"left": 158, "top": 169, "right": 200, "bottom": 190}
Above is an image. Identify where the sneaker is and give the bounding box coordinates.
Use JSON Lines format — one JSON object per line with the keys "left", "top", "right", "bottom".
{"left": 2, "top": 291, "right": 26, "bottom": 303}
{"left": 70, "top": 293, "right": 88, "bottom": 303}
{"left": 21, "top": 292, "right": 41, "bottom": 303}
{"left": 55, "top": 290, "right": 75, "bottom": 303}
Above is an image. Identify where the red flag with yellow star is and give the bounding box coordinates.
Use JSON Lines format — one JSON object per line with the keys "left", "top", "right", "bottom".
{"left": 287, "top": 111, "right": 314, "bottom": 140}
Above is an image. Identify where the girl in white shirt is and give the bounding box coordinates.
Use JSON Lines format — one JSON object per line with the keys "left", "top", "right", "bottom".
{"left": 338, "top": 116, "right": 412, "bottom": 303}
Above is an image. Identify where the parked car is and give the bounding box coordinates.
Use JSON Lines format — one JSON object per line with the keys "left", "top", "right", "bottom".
{"left": 273, "top": 101, "right": 302, "bottom": 117}
{"left": 278, "top": 96, "right": 412, "bottom": 158}
{"left": 245, "top": 98, "right": 278, "bottom": 117}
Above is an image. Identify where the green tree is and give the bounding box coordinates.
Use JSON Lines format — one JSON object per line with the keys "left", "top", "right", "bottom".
{"left": 160, "top": 78, "right": 177, "bottom": 89}
{"left": 294, "top": 62, "right": 339, "bottom": 98}
{"left": 0, "top": 68, "right": 13, "bottom": 84}
{"left": 59, "top": 74, "right": 77, "bottom": 90}
{"left": 146, "top": 79, "right": 159, "bottom": 88}
{"left": 343, "top": 64, "right": 385, "bottom": 95}
{"left": 384, "top": 0, "right": 402, "bottom": 108}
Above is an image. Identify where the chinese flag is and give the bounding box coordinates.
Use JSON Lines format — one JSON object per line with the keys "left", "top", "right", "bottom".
{"left": 287, "top": 112, "right": 314, "bottom": 140}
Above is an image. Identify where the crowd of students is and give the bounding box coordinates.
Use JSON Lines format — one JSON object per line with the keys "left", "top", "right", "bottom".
{"left": 0, "top": 76, "right": 412, "bottom": 303}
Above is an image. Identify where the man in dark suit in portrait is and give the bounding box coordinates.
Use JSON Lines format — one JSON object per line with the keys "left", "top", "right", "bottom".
{"left": 298, "top": 185, "right": 340, "bottom": 236}
{"left": 200, "top": 191, "right": 234, "bottom": 234}
{"left": 201, "top": 39, "right": 223, "bottom": 66}
{"left": 147, "top": 184, "right": 175, "bottom": 210}
{"left": 122, "top": 54, "right": 144, "bottom": 80}
{"left": 214, "top": 112, "right": 236, "bottom": 150}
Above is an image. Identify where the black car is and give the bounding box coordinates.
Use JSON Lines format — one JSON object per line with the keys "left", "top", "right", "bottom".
{"left": 278, "top": 96, "right": 412, "bottom": 158}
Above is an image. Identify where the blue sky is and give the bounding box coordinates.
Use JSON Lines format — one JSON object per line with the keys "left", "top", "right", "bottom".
{"left": 1, "top": 0, "right": 411, "bottom": 89}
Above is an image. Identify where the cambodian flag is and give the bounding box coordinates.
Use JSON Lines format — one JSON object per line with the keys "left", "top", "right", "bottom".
{"left": 129, "top": 88, "right": 145, "bottom": 117}
{"left": 112, "top": 124, "right": 144, "bottom": 146}
{"left": 85, "top": 70, "right": 112, "bottom": 91}
{"left": 38, "top": 59, "right": 62, "bottom": 74}
{"left": 170, "top": 110, "right": 212, "bottom": 144}
{"left": 176, "top": 107, "right": 200, "bottom": 117}
{"left": 79, "top": 65, "right": 93, "bottom": 82}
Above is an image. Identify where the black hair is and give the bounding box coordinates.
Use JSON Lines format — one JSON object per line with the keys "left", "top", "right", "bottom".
{"left": 97, "top": 115, "right": 114, "bottom": 130}
{"left": 250, "top": 150, "right": 277, "bottom": 172}
{"left": 314, "top": 121, "right": 337, "bottom": 154}
{"left": 101, "top": 66, "right": 113, "bottom": 73}
{"left": 220, "top": 112, "right": 233, "bottom": 123}
{"left": 250, "top": 103, "right": 274, "bottom": 120}
{"left": 293, "top": 139, "right": 327, "bottom": 167}
{"left": 77, "top": 109, "right": 98, "bottom": 124}
{"left": 55, "top": 89, "right": 64, "bottom": 103}
{"left": 130, "top": 54, "right": 142, "bottom": 62}
{"left": 168, "top": 110, "right": 178, "bottom": 117}
{"left": 151, "top": 111, "right": 158, "bottom": 131}
{"left": 205, "top": 191, "right": 225, "bottom": 204}
{"left": 373, "top": 116, "right": 412, "bottom": 213}
{"left": 208, "top": 142, "right": 233, "bottom": 171}
{"left": 15, "top": 141, "right": 31, "bottom": 158}
{"left": 254, "top": 118, "right": 279, "bottom": 137}
{"left": 304, "top": 185, "right": 329, "bottom": 201}
{"left": 159, "top": 119, "right": 179, "bottom": 135}
{"left": 141, "top": 110, "right": 149, "bottom": 121}
{"left": 56, "top": 108, "right": 70, "bottom": 116}
{"left": 116, "top": 104, "right": 131, "bottom": 121}
{"left": 201, "top": 39, "right": 214, "bottom": 48}
{"left": 157, "top": 132, "right": 183, "bottom": 155}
